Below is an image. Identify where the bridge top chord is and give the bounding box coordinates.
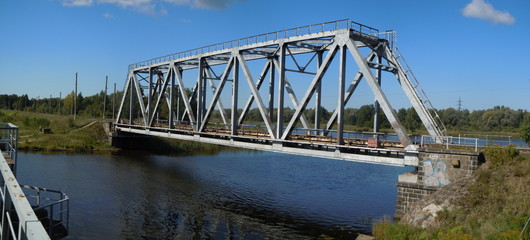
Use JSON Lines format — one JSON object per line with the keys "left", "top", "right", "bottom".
{"left": 129, "top": 19, "right": 383, "bottom": 70}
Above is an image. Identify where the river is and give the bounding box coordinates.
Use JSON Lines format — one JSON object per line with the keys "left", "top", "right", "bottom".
{"left": 17, "top": 150, "right": 414, "bottom": 239}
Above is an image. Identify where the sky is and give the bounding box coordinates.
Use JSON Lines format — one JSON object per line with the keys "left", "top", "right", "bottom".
{"left": 0, "top": 0, "right": 529, "bottom": 111}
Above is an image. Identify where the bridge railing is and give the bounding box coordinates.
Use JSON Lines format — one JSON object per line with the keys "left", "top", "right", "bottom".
{"left": 129, "top": 19, "right": 380, "bottom": 70}
{"left": 420, "top": 135, "right": 479, "bottom": 151}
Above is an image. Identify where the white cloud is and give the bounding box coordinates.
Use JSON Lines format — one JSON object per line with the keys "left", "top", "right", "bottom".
{"left": 191, "top": 0, "right": 244, "bottom": 10}
{"left": 103, "top": 12, "right": 114, "bottom": 18}
{"left": 61, "top": 0, "right": 244, "bottom": 13}
{"left": 462, "top": 0, "right": 515, "bottom": 25}
{"left": 62, "top": 0, "right": 94, "bottom": 6}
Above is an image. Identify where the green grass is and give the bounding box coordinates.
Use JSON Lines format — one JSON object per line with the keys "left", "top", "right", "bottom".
{"left": 0, "top": 110, "right": 228, "bottom": 154}
{"left": 373, "top": 146, "right": 530, "bottom": 240}
{"left": 1, "top": 110, "right": 111, "bottom": 151}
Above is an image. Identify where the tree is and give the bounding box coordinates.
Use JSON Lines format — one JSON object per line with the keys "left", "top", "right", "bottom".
{"left": 520, "top": 113, "right": 530, "bottom": 144}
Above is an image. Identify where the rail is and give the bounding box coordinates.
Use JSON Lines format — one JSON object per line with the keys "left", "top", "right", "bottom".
{"left": 129, "top": 19, "right": 380, "bottom": 70}
{"left": 145, "top": 119, "right": 527, "bottom": 151}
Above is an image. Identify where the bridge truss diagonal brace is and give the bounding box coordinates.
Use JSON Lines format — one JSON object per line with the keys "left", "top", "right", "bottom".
{"left": 181, "top": 81, "right": 198, "bottom": 123}
{"left": 345, "top": 39, "right": 412, "bottom": 148}
{"left": 205, "top": 67, "right": 229, "bottom": 127}
{"left": 148, "top": 69, "right": 173, "bottom": 126}
{"left": 199, "top": 57, "right": 235, "bottom": 132}
{"left": 115, "top": 73, "right": 132, "bottom": 123}
{"left": 384, "top": 47, "right": 444, "bottom": 139}
{"left": 238, "top": 59, "right": 272, "bottom": 125}
{"left": 173, "top": 64, "right": 197, "bottom": 129}
{"left": 323, "top": 52, "right": 377, "bottom": 134}
{"left": 237, "top": 55, "right": 276, "bottom": 139}
{"left": 272, "top": 59, "right": 311, "bottom": 129}
{"left": 281, "top": 42, "right": 339, "bottom": 140}
{"left": 132, "top": 73, "right": 148, "bottom": 126}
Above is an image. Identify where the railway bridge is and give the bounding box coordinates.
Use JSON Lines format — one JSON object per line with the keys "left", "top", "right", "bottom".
{"left": 112, "top": 19, "right": 455, "bottom": 167}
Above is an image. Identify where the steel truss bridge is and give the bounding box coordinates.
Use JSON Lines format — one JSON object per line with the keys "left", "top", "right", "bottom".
{"left": 115, "top": 19, "right": 446, "bottom": 166}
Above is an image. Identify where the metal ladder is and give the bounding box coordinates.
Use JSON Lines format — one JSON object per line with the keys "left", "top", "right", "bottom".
{"left": 392, "top": 47, "right": 447, "bottom": 138}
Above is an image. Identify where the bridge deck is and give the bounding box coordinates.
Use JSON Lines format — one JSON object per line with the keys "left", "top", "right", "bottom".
{"left": 115, "top": 123, "right": 419, "bottom": 166}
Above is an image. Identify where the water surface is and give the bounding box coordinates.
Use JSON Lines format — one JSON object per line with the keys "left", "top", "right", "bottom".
{"left": 17, "top": 150, "right": 413, "bottom": 239}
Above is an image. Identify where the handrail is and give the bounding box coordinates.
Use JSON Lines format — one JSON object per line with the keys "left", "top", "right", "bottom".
{"left": 0, "top": 150, "right": 50, "bottom": 240}
{"left": 128, "top": 19, "right": 380, "bottom": 70}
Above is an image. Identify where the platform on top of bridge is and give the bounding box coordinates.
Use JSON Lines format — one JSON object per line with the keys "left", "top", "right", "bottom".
{"left": 128, "top": 19, "right": 387, "bottom": 71}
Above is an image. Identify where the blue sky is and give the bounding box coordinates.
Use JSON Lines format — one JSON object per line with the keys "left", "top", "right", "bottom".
{"left": 0, "top": 0, "right": 529, "bottom": 111}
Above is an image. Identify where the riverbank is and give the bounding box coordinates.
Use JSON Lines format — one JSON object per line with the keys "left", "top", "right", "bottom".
{"left": 0, "top": 110, "right": 110, "bottom": 151}
{"left": 373, "top": 146, "right": 530, "bottom": 240}
{"left": 0, "top": 110, "right": 227, "bottom": 154}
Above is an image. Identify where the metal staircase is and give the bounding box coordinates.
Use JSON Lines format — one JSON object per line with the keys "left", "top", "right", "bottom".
{"left": 388, "top": 47, "right": 447, "bottom": 140}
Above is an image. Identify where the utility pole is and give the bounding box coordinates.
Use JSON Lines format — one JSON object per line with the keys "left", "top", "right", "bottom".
{"left": 103, "top": 76, "right": 108, "bottom": 119}
{"left": 112, "top": 82, "right": 116, "bottom": 120}
{"left": 58, "top": 92, "right": 61, "bottom": 115}
{"left": 49, "top": 94, "right": 52, "bottom": 114}
{"left": 457, "top": 97, "right": 462, "bottom": 111}
{"left": 74, "top": 72, "right": 78, "bottom": 120}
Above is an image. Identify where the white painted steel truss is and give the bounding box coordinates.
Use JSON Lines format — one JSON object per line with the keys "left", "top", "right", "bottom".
{"left": 115, "top": 19, "right": 445, "bottom": 151}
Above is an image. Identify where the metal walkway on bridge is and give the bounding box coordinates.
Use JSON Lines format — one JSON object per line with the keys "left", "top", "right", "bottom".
{"left": 115, "top": 19, "right": 447, "bottom": 166}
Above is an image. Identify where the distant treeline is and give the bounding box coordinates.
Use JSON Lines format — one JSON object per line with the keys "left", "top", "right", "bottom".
{"left": 1, "top": 93, "right": 529, "bottom": 133}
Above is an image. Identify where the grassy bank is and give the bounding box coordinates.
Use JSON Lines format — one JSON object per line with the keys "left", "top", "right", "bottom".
{"left": 0, "top": 110, "right": 111, "bottom": 151}
{"left": 373, "top": 146, "right": 530, "bottom": 240}
{"left": 0, "top": 110, "right": 229, "bottom": 154}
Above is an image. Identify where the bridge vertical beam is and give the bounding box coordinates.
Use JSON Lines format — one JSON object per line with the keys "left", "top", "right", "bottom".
{"left": 129, "top": 75, "right": 133, "bottom": 124}
{"left": 176, "top": 86, "right": 180, "bottom": 126}
{"left": 197, "top": 58, "right": 205, "bottom": 131}
{"left": 315, "top": 51, "right": 323, "bottom": 132}
{"left": 269, "top": 60, "right": 275, "bottom": 122}
{"left": 374, "top": 54, "right": 382, "bottom": 133}
{"left": 231, "top": 54, "right": 239, "bottom": 135}
{"left": 169, "top": 68, "right": 175, "bottom": 129}
{"left": 346, "top": 39, "right": 412, "bottom": 148}
{"left": 277, "top": 44, "right": 286, "bottom": 139}
{"left": 148, "top": 67, "right": 153, "bottom": 126}
{"left": 337, "top": 45, "right": 346, "bottom": 145}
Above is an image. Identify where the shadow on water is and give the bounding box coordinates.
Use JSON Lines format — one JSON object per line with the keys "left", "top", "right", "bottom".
{"left": 17, "top": 150, "right": 414, "bottom": 239}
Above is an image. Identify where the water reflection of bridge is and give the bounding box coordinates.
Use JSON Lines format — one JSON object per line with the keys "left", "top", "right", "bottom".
{"left": 114, "top": 19, "right": 450, "bottom": 166}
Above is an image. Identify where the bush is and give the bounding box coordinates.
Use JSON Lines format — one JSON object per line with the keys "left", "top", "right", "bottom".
{"left": 520, "top": 123, "right": 530, "bottom": 145}
{"left": 483, "top": 145, "right": 519, "bottom": 167}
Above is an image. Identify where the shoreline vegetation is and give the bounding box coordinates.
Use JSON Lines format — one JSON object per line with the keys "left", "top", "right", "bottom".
{"left": 0, "top": 110, "right": 227, "bottom": 154}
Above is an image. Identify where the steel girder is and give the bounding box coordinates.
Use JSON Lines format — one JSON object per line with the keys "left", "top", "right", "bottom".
{"left": 116, "top": 23, "right": 444, "bottom": 149}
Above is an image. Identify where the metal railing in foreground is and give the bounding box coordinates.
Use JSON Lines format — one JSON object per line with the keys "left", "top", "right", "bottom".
{"left": 0, "top": 150, "right": 50, "bottom": 240}
{"left": 0, "top": 123, "right": 18, "bottom": 173}
{"left": 21, "top": 185, "right": 69, "bottom": 240}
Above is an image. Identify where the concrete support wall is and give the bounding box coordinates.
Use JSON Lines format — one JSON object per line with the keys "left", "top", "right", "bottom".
{"left": 395, "top": 148, "right": 482, "bottom": 219}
